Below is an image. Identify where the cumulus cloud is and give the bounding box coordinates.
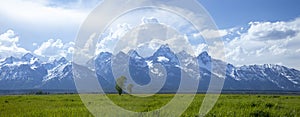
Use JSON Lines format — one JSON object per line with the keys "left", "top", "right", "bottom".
{"left": 0, "top": 30, "right": 75, "bottom": 62}
{"left": 198, "top": 29, "right": 229, "bottom": 39}
{"left": 95, "top": 24, "right": 132, "bottom": 55}
{"left": 94, "top": 15, "right": 213, "bottom": 58}
{"left": 34, "top": 39, "right": 74, "bottom": 61}
{"left": 0, "top": 30, "right": 29, "bottom": 58}
{"left": 225, "top": 18, "right": 300, "bottom": 69}
{"left": 246, "top": 21, "right": 297, "bottom": 41}
{"left": 73, "top": 32, "right": 99, "bottom": 64}
{"left": 192, "top": 43, "right": 208, "bottom": 56}
{"left": 108, "top": 22, "right": 203, "bottom": 57}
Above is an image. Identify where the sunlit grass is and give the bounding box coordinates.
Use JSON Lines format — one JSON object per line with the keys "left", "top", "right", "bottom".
{"left": 0, "top": 94, "right": 299, "bottom": 116}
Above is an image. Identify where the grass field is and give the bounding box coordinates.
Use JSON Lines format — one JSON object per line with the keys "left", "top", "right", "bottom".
{"left": 0, "top": 94, "right": 299, "bottom": 117}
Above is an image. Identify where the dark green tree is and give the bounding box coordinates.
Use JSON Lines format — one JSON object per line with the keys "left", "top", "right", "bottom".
{"left": 115, "top": 76, "right": 127, "bottom": 95}
{"left": 115, "top": 85, "right": 122, "bottom": 95}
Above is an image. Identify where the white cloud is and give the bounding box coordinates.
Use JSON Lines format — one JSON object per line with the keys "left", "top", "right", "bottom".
{"left": 245, "top": 21, "right": 297, "bottom": 41}
{"left": 0, "top": 0, "right": 101, "bottom": 52}
{"left": 114, "top": 24, "right": 197, "bottom": 57}
{"left": 32, "top": 43, "right": 38, "bottom": 46}
{"left": 77, "top": 33, "right": 98, "bottom": 61}
{"left": 225, "top": 18, "right": 300, "bottom": 69}
{"left": 199, "top": 29, "right": 228, "bottom": 39}
{"left": 0, "top": 0, "right": 91, "bottom": 28}
{"left": 95, "top": 15, "right": 207, "bottom": 58}
{"left": 192, "top": 43, "right": 208, "bottom": 56}
{"left": 86, "top": 0, "right": 221, "bottom": 58}
{"left": 0, "top": 30, "right": 29, "bottom": 58}
{"left": 34, "top": 39, "right": 74, "bottom": 61}
{"left": 95, "top": 24, "right": 132, "bottom": 55}
{"left": 0, "top": 0, "right": 101, "bottom": 58}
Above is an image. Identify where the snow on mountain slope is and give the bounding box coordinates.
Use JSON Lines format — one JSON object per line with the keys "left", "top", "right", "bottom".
{"left": 0, "top": 45, "right": 299, "bottom": 91}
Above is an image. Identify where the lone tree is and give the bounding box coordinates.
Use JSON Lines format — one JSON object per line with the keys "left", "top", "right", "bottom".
{"left": 115, "top": 85, "right": 122, "bottom": 95}
{"left": 115, "top": 76, "right": 127, "bottom": 95}
{"left": 127, "top": 84, "right": 134, "bottom": 94}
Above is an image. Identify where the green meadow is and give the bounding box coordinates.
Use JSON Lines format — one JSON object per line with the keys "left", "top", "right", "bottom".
{"left": 0, "top": 94, "right": 299, "bottom": 117}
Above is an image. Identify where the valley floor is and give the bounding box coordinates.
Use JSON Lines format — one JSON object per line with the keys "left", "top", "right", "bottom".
{"left": 0, "top": 94, "right": 299, "bottom": 117}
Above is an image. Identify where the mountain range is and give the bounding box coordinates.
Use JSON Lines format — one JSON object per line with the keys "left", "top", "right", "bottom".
{"left": 0, "top": 45, "right": 300, "bottom": 93}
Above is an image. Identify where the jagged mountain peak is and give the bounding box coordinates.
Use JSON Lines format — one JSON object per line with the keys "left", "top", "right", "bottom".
{"left": 156, "top": 44, "right": 171, "bottom": 53}
{"left": 152, "top": 44, "right": 176, "bottom": 58}
{"left": 57, "top": 57, "right": 68, "bottom": 64}
{"left": 3, "top": 56, "right": 20, "bottom": 64}
{"left": 95, "top": 52, "right": 112, "bottom": 63}
{"left": 0, "top": 44, "right": 300, "bottom": 91}
{"left": 21, "top": 53, "right": 35, "bottom": 61}
{"left": 197, "top": 51, "right": 211, "bottom": 65}
{"left": 227, "top": 63, "right": 235, "bottom": 69}
{"left": 177, "top": 50, "right": 191, "bottom": 57}
{"left": 114, "top": 51, "right": 128, "bottom": 58}
{"left": 198, "top": 51, "right": 209, "bottom": 58}
{"left": 98, "top": 52, "right": 112, "bottom": 57}
{"left": 262, "top": 64, "right": 287, "bottom": 70}
{"left": 244, "top": 64, "right": 287, "bottom": 71}
{"left": 128, "top": 50, "right": 143, "bottom": 59}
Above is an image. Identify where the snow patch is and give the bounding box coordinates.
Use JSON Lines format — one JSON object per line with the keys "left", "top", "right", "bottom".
{"left": 30, "top": 57, "right": 38, "bottom": 64}
{"left": 43, "top": 62, "right": 71, "bottom": 82}
{"left": 6, "top": 61, "right": 27, "bottom": 67}
{"left": 150, "top": 68, "right": 164, "bottom": 77}
{"left": 31, "top": 65, "right": 38, "bottom": 69}
{"left": 157, "top": 56, "right": 169, "bottom": 62}
{"left": 146, "top": 60, "right": 153, "bottom": 68}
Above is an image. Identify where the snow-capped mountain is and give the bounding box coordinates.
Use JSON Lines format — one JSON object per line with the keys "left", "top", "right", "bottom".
{"left": 93, "top": 45, "right": 300, "bottom": 92}
{"left": 0, "top": 45, "right": 300, "bottom": 92}
{"left": 0, "top": 53, "right": 76, "bottom": 90}
{"left": 223, "top": 64, "right": 300, "bottom": 90}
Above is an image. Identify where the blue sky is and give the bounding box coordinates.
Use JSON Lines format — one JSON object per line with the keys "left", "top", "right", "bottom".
{"left": 0, "top": 0, "right": 300, "bottom": 69}
{"left": 200, "top": 0, "right": 300, "bottom": 28}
